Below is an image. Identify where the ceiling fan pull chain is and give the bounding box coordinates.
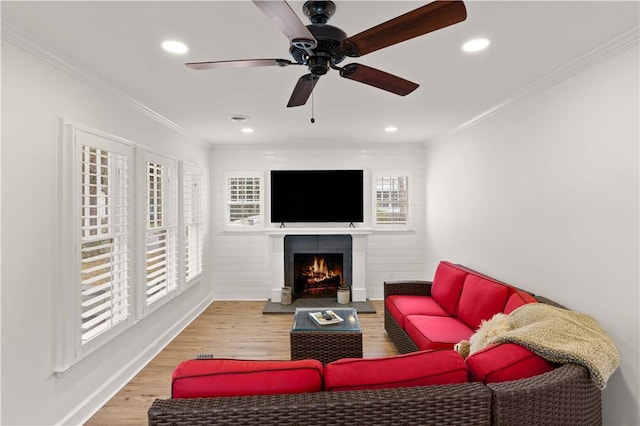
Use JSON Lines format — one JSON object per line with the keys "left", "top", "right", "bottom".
{"left": 310, "top": 84, "right": 316, "bottom": 124}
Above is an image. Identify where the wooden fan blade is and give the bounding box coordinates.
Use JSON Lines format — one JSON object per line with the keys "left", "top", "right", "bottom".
{"left": 341, "top": 1, "right": 467, "bottom": 57}
{"left": 253, "top": 1, "right": 317, "bottom": 48}
{"left": 287, "top": 74, "right": 319, "bottom": 107}
{"left": 185, "top": 59, "right": 296, "bottom": 70}
{"left": 339, "top": 64, "right": 419, "bottom": 96}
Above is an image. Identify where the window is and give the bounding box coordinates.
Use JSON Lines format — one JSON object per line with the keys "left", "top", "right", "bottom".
{"left": 184, "top": 166, "right": 203, "bottom": 282}
{"left": 375, "top": 175, "right": 409, "bottom": 225}
{"left": 56, "top": 121, "right": 136, "bottom": 371}
{"left": 80, "top": 144, "right": 131, "bottom": 344}
{"left": 226, "top": 174, "right": 262, "bottom": 227}
{"left": 144, "top": 155, "right": 178, "bottom": 306}
{"left": 57, "top": 120, "right": 206, "bottom": 371}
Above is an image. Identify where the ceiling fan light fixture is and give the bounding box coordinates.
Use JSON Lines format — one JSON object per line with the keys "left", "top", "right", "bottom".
{"left": 385, "top": 126, "right": 398, "bottom": 133}
{"left": 162, "top": 40, "right": 189, "bottom": 54}
{"left": 241, "top": 127, "right": 254, "bottom": 134}
{"left": 462, "top": 38, "right": 490, "bottom": 53}
{"left": 308, "top": 55, "right": 330, "bottom": 75}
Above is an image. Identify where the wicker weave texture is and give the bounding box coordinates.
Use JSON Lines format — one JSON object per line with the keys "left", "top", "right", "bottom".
{"left": 290, "top": 331, "right": 362, "bottom": 364}
{"left": 383, "top": 280, "right": 432, "bottom": 298}
{"left": 383, "top": 280, "right": 432, "bottom": 353}
{"left": 489, "top": 363, "right": 602, "bottom": 425}
{"left": 384, "top": 306, "right": 420, "bottom": 353}
{"left": 148, "top": 383, "right": 492, "bottom": 426}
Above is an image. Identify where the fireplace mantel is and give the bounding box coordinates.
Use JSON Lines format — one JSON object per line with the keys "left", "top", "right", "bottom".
{"left": 268, "top": 230, "right": 370, "bottom": 303}
{"left": 265, "top": 227, "right": 373, "bottom": 236}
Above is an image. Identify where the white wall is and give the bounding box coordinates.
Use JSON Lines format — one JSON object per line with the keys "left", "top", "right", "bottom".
{"left": 1, "top": 40, "right": 212, "bottom": 425}
{"left": 424, "top": 46, "right": 639, "bottom": 425}
{"left": 210, "top": 144, "right": 426, "bottom": 300}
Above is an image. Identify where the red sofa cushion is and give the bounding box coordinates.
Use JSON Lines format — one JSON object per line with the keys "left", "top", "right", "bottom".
{"left": 386, "top": 295, "right": 450, "bottom": 329}
{"left": 404, "top": 315, "right": 474, "bottom": 350}
{"left": 466, "top": 343, "right": 556, "bottom": 383}
{"left": 324, "top": 350, "right": 468, "bottom": 391}
{"left": 456, "top": 275, "right": 510, "bottom": 329}
{"left": 171, "top": 358, "right": 323, "bottom": 398}
{"left": 503, "top": 289, "right": 537, "bottom": 314}
{"left": 430, "top": 261, "right": 468, "bottom": 314}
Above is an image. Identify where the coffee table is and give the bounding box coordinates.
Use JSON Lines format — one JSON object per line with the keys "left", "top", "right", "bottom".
{"left": 290, "top": 307, "right": 362, "bottom": 364}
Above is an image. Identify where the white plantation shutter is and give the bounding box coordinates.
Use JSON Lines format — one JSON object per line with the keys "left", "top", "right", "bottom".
{"left": 145, "top": 159, "right": 178, "bottom": 305}
{"left": 80, "top": 144, "right": 130, "bottom": 344}
{"left": 376, "top": 176, "right": 409, "bottom": 224}
{"left": 227, "top": 176, "right": 261, "bottom": 226}
{"left": 59, "top": 120, "right": 209, "bottom": 371}
{"left": 184, "top": 168, "right": 203, "bottom": 282}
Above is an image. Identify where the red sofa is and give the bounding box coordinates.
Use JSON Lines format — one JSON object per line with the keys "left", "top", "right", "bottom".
{"left": 149, "top": 353, "right": 600, "bottom": 425}
{"left": 148, "top": 261, "right": 602, "bottom": 425}
{"left": 385, "top": 260, "right": 539, "bottom": 354}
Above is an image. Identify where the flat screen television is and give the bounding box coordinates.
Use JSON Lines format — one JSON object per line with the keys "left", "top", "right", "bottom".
{"left": 270, "top": 170, "right": 364, "bottom": 223}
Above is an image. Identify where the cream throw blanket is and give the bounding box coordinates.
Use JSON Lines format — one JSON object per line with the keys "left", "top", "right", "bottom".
{"left": 488, "top": 303, "right": 619, "bottom": 389}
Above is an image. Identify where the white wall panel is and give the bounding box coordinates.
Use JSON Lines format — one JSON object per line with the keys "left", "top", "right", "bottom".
{"left": 1, "top": 41, "right": 212, "bottom": 425}
{"left": 424, "top": 47, "right": 638, "bottom": 425}
{"left": 210, "top": 143, "right": 427, "bottom": 301}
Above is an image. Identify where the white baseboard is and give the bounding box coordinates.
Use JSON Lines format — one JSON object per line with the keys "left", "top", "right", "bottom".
{"left": 56, "top": 295, "right": 213, "bottom": 425}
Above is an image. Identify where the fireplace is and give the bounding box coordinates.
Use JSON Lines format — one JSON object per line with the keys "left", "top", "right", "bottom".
{"left": 284, "top": 235, "right": 352, "bottom": 299}
{"left": 294, "top": 253, "right": 343, "bottom": 298}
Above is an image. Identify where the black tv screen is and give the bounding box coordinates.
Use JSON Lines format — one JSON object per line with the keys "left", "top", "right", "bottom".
{"left": 271, "top": 170, "right": 364, "bottom": 223}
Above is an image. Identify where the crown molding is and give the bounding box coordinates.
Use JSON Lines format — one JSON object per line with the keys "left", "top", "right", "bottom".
{"left": 1, "top": 19, "right": 212, "bottom": 147}
{"left": 427, "top": 26, "right": 640, "bottom": 145}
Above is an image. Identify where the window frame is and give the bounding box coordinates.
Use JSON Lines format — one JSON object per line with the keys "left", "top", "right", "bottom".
{"left": 372, "top": 172, "right": 412, "bottom": 229}
{"left": 56, "top": 119, "right": 205, "bottom": 373}
{"left": 137, "top": 150, "right": 179, "bottom": 315}
{"left": 56, "top": 120, "right": 136, "bottom": 371}
{"left": 182, "top": 162, "right": 204, "bottom": 286}
{"left": 224, "top": 172, "right": 264, "bottom": 231}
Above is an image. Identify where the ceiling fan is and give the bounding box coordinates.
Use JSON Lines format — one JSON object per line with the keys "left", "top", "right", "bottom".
{"left": 186, "top": 1, "right": 467, "bottom": 107}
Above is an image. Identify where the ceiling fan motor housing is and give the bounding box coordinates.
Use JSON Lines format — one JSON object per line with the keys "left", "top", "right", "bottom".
{"left": 291, "top": 1, "right": 347, "bottom": 75}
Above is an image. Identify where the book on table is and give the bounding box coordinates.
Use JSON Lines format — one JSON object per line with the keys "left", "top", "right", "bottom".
{"left": 309, "top": 310, "right": 344, "bottom": 325}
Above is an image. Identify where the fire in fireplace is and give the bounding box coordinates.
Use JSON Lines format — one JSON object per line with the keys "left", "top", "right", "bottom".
{"left": 293, "top": 253, "right": 343, "bottom": 298}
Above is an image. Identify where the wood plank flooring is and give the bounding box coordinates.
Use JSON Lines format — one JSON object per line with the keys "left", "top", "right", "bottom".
{"left": 85, "top": 300, "right": 398, "bottom": 425}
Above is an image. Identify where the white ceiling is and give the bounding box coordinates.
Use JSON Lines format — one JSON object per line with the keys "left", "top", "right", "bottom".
{"left": 2, "top": 1, "right": 638, "bottom": 145}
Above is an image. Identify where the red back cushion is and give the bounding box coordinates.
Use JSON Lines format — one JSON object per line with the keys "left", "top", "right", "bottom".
{"left": 504, "top": 289, "right": 537, "bottom": 314}
{"left": 466, "top": 343, "right": 556, "bottom": 383}
{"left": 324, "top": 350, "right": 468, "bottom": 391}
{"left": 457, "top": 275, "right": 510, "bottom": 329}
{"left": 172, "top": 358, "right": 323, "bottom": 398}
{"left": 430, "top": 261, "right": 468, "bottom": 314}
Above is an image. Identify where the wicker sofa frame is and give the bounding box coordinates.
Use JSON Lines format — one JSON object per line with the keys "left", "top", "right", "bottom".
{"left": 148, "top": 363, "right": 598, "bottom": 425}
{"left": 147, "top": 278, "right": 602, "bottom": 425}
{"left": 383, "top": 278, "right": 602, "bottom": 425}
{"left": 149, "top": 383, "right": 492, "bottom": 425}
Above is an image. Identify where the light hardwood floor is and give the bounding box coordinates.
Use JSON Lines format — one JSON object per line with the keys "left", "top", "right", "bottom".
{"left": 85, "top": 300, "right": 398, "bottom": 425}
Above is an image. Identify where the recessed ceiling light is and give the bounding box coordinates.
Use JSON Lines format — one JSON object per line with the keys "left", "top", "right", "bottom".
{"left": 385, "top": 126, "right": 398, "bottom": 133}
{"left": 462, "top": 38, "right": 490, "bottom": 53}
{"left": 162, "top": 40, "right": 189, "bottom": 54}
{"left": 241, "top": 127, "right": 254, "bottom": 134}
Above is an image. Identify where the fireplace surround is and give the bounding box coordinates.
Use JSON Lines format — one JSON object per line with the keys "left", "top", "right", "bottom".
{"left": 267, "top": 228, "right": 371, "bottom": 302}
